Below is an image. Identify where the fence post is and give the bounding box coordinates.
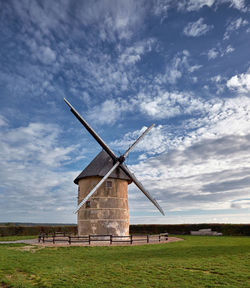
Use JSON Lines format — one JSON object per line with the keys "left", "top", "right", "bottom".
{"left": 53, "top": 235, "right": 55, "bottom": 244}
{"left": 147, "top": 235, "right": 149, "bottom": 243}
{"left": 89, "top": 235, "right": 91, "bottom": 245}
{"left": 159, "top": 235, "right": 161, "bottom": 242}
{"left": 110, "top": 235, "right": 112, "bottom": 245}
{"left": 42, "top": 235, "right": 45, "bottom": 243}
{"left": 130, "top": 235, "right": 133, "bottom": 245}
{"left": 68, "top": 236, "right": 71, "bottom": 245}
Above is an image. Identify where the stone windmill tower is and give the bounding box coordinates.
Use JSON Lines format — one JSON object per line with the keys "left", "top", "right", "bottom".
{"left": 74, "top": 150, "right": 132, "bottom": 236}
{"left": 64, "top": 99, "right": 164, "bottom": 236}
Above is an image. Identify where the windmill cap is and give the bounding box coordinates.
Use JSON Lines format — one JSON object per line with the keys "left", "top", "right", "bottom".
{"left": 74, "top": 150, "right": 132, "bottom": 185}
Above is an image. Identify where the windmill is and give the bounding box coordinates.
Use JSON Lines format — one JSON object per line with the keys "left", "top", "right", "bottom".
{"left": 64, "top": 98, "right": 164, "bottom": 236}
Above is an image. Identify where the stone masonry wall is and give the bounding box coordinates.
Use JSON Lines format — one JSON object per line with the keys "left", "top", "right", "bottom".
{"left": 77, "top": 176, "right": 129, "bottom": 236}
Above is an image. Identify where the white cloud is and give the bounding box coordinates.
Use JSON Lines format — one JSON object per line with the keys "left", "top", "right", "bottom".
{"left": 6, "top": 0, "right": 150, "bottom": 98}
{"left": 81, "top": 91, "right": 91, "bottom": 106}
{"left": 178, "top": 0, "right": 215, "bottom": 11}
{"left": 207, "top": 45, "right": 234, "bottom": 60}
{"left": 211, "top": 75, "right": 222, "bottom": 83}
{"left": 12, "top": 0, "right": 71, "bottom": 36}
{"left": 228, "top": 0, "right": 248, "bottom": 12}
{"left": 112, "top": 93, "right": 250, "bottom": 213}
{"left": 0, "top": 121, "right": 82, "bottom": 222}
{"left": 87, "top": 98, "right": 131, "bottom": 125}
{"left": 225, "top": 44, "right": 235, "bottom": 54}
{"left": 156, "top": 50, "right": 204, "bottom": 85}
{"left": 184, "top": 96, "right": 250, "bottom": 139}
{"left": 231, "top": 199, "right": 250, "bottom": 209}
{"left": 112, "top": 125, "right": 171, "bottom": 155}
{"left": 224, "top": 17, "right": 249, "bottom": 40}
{"left": 26, "top": 39, "right": 56, "bottom": 64}
{"left": 0, "top": 115, "right": 7, "bottom": 127}
{"left": 159, "top": 0, "right": 247, "bottom": 14}
{"left": 153, "top": 0, "right": 172, "bottom": 18}
{"left": 130, "top": 212, "right": 250, "bottom": 224}
{"left": 119, "top": 39, "right": 155, "bottom": 65}
{"left": 0, "top": 122, "right": 76, "bottom": 167}
{"left": 231, "top": 17, "right": 248, "bottom": 29}
{"left": 126, "top": 95, "right": 250, "bottom": 213}
{"left": 188, "top": 65, "right": 202, "bottom": 72}
{"left": 90, "top": 67, "right": 250, "bottom": 128}
{"left": 210, "top": 75, "right": 226, "bottom": 94}
{"left": 183, "top": 18, "right": 213, "bottom": 37}
{"left": 39, "top": 46, "right": 56, "bottom": 64}
{"left": 76, "top": 0, "right": 147, "bottom": 42}
{"left": 136, "top": 91, "right": 207, "bottom": 119}
{"left": 227, "top": 72, "right": 250, "bottom": 93}
{"left": 63, "top": 39, "right": 157, "bottom": 96}
{"left": 178, "top": 0, "right": 248, "bottom": 12}
{"left": 155, "top": 50, "right": 190, "bottom": 84}
{"left": 115, "top": 94, "right": 250, "bottom": 155}
{"left": 207, "top": 48, "right": 219, "bottom": 59}
{"left": 88, "top": 86, "right": 211, "bottom": 130}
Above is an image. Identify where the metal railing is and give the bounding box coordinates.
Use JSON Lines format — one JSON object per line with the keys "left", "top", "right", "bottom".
{"left": 38, "top": 233, "right": 168, "bottom": 245}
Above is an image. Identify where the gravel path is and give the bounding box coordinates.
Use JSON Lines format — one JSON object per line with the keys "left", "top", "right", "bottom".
{"left": 0, "top": 239, "right": 38, "bottom": 244}
{"left": 0, "top": 237, "right": 183, "bottom": 246}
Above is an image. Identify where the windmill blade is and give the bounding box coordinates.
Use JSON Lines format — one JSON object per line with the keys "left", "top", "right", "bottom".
{"left": 120, "top": 163, "right": 165, "bottom": 215}
{"left": 74, "top": 161, "right": 120, "bottom": 214}
{"left": 123, "top": 124, "right": 155, "bottom": 158}
{"left": 64, "top": 98, "right": 117, "bottom": 161}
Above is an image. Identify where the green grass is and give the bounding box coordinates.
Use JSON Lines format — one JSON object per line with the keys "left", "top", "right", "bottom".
{"left": 0, "top": 235, "right": 37, "bottom": 241}
{"left": 0, "top": 236, "right": 249, "bottom": 288}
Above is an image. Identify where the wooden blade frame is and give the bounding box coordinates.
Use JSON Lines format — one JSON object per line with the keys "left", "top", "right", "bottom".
{"left": 64, "top": 98, "right": 165, "bottom": 215}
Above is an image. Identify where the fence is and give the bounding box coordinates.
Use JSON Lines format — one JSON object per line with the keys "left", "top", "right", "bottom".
{"left": 38, "top": 232, "right": 168, "bottom": 245}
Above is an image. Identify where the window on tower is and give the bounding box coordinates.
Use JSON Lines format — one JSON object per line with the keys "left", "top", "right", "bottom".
{"left": 105, "top": 180, "right": 112, "bottom": 188}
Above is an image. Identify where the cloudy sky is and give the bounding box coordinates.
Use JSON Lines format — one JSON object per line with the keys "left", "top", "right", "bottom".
{"left": 0, "top": 0, "right": 250, "bottom": 224}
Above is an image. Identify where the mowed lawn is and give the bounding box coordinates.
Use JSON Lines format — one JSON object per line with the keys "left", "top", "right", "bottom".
{"left": 0, "top": 236, "right": 37, "bottom": 242}
{"left": 0, "top": 236, "right": 249, "bottom": 288}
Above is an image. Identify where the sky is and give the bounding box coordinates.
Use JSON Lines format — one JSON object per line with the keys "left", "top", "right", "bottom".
{"left": 0, "top": 0, "right": 250, "bottom": 225}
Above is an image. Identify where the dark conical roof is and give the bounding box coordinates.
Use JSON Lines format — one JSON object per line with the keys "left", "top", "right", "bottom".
{"left": 74, "top": 150, "right": 132, "bottom": 184}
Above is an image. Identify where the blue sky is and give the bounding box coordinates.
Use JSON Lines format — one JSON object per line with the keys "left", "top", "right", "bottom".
{"left": 0, "top": 0, "right": 250, "bottom": 224}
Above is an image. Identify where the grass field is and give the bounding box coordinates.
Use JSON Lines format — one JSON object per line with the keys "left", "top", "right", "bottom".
{"left": 0, "top": 236, "right": 249, "bottom": 288}
{"left": 0, "top": 236, "right": 37, "bottom": 242}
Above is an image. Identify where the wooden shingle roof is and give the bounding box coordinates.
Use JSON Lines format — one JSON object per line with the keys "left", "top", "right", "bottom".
{"left": 74, "top": 150, "right": 132, "bottom": 184}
